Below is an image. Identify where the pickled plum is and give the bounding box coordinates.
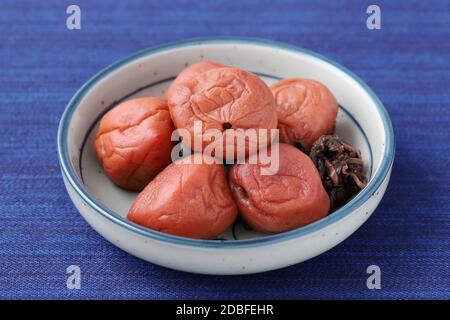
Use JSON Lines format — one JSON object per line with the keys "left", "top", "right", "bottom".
{"left": 165, "top": 60, "right": 225, "bottom": 100}
{"left": 94, "top": 97, "right": 174, "bottom": 190}
{"left": 271, "top": 78, "right": 338, "bottom": 149}
{"left": 127, "top": 154, "right": 238, "bottom": 239}
{"left": 168, "top": 67, "right": 278, "bottom": 160}
{"left": 228, "top": 143, "right": 330, "bottom": 233}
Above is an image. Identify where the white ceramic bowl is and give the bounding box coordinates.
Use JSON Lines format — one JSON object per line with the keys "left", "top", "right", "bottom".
{"left": 57, "top": 38, "right": 395, "bottom": 275}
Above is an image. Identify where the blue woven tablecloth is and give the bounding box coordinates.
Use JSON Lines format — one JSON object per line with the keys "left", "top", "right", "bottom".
{"left": 1, "top": 0, "right": 449, "bottom": 299}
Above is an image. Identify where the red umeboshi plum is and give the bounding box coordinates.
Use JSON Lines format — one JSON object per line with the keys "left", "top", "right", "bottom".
{"left": 127, "top": 154, "right": 237, "bottom": 239}
{"left": 168, "top": 67, "right": 277, "bottom": 161}
{"left": 164, "top": 60, "right": 225, "bottom": 100}
{"left": 228, "top": 143, "right": 330, "bottom": 233}
{"left": 94, "top": 97, "right": 174, "bottom": 191}
{"left": 271, "top": 78, "right": 338, "bottom": 149}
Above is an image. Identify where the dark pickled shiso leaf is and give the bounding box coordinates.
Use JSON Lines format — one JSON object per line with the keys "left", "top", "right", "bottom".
{"left": 294, "top": 141, "right": 310, "bottom": 155}
{"left": 310, "top": 135, "right": 367, "bottom": 212}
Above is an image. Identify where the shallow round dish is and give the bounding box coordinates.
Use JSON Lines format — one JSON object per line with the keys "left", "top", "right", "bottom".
{"left": 57, "top": 37, "right": 394, "bottom": 275}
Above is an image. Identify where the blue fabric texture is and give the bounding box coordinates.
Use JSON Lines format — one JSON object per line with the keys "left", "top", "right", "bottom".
{"left": 0, "top": 0, "right": 449, "bottom": 299}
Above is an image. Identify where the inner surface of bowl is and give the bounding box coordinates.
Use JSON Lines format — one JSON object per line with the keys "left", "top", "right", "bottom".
{"left": 61, "top": 39, "right": 390, "bottom": 242}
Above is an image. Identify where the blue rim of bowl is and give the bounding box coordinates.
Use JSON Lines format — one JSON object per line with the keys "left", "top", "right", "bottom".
{"left": 57, "top": 37, "right": 395, "bottom": 249}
